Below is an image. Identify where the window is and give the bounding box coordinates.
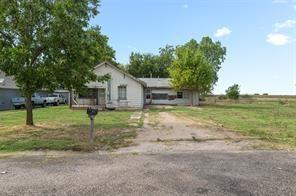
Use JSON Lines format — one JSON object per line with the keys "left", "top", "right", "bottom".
{"left": 118, "top": 86, "right": 127, "bottom": 100}
{"left": 152, "top": 93, "right": 168, "bottom": 100}
{"left": 177, "top": 92, "right": 183, "bottom": 99}
{"left": 79, "top": 89, "right": 97, "bottom": 99}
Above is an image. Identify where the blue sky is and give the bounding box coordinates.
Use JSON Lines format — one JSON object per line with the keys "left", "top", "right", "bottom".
{"left": 91, "top": 0, "right": 296, "bottom": 95}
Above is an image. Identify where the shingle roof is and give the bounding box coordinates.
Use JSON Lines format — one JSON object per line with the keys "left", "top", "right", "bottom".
{"left": 0, "top": 71, "right": 18, "bottom": 89}
{"left": 138, "top": 78, "right": 172, "bottom": 88}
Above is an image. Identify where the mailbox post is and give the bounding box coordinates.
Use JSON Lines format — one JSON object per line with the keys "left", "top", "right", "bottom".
{"left": 86, "top": 107, "right": 98, "bottom": 143}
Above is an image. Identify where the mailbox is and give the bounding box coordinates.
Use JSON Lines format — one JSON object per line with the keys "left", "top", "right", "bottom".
{"left": 86, "top": 107, "right": 98, "bottom": 143}
{"left": 87, "top": 107, "right": 98, "bottom": 118}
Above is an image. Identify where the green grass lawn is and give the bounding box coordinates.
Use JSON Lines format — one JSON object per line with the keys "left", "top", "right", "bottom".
{"left": 0, "top": 106, "right": 140, "bottom": 152}
{"left": 172, "top": 100, "right": 296, "bottom": 148}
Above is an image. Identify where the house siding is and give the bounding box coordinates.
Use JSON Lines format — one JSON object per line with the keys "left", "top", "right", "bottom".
{"left": 0, "top": 89, "right": 21, "bottom": 110}
{"left": 148, "top": 88, "right": 199, "bottom": 106}
{"left": 86, "top": 64, "right": 144, "bottom": 108}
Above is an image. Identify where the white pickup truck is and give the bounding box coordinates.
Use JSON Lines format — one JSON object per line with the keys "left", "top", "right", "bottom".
{"left": 11, "top": 93, "right": 47, "bottom": 109}
{"left": 45, "top": 93, "right": 66, "bottom": 106}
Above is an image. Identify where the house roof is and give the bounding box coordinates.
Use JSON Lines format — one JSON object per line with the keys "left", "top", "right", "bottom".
{"left": 138, "top": 78, "right": 172, "bottom": 88}
{"left": 95, "top": 61, "right": 147, "bottom": 87}
{"left": 0, "top": 71, "right": 18, "bottom": 89}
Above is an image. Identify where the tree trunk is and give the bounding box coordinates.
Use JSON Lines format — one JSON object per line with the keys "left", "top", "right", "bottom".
{"left": 69, "top": 90, "right": 73, "bottom": 109}
{"left": 25, "top": 95, "right": 34, "bottom": 126}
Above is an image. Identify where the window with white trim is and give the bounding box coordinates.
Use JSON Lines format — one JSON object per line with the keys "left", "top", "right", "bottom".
{"left": 118, "top": 86, "right": 127, "bottom": 100}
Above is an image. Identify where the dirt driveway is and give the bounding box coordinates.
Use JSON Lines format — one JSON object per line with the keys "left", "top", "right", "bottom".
{"left": 118, "top": 109, "right": 259, "bottom": 153}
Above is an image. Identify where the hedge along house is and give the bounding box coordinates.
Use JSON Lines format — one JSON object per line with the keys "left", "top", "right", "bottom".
{"left": 71, "top": 62, "right": 199, "bottom": 109}
{"left": 72, "top": 62, "right": 146, "bottom": 109}
{"left": 138, "top": 78, "right": 199, "bottom": 106}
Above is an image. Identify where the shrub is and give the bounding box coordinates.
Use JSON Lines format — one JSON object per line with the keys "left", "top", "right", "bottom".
{"left": 226, "top": 84, "right": 240, "bottom": 100}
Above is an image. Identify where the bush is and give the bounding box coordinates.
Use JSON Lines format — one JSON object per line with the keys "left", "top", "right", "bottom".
{"left": 226, "top": 84, "right": 240, "bottom": 100}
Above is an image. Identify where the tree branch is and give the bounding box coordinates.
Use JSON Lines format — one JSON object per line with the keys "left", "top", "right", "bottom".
{"left": 30, "top": 46, "right": 46, "bottom": 66}
{"left": 0, "top": 30, "right": 16, "bottom": 47}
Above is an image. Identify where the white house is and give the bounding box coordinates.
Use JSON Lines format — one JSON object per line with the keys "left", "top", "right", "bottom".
{"left": 72, "top": 62, "right": 199, "bottom": 109}
{"left": 73, "top": 62, "right": 146, "bottom": 109}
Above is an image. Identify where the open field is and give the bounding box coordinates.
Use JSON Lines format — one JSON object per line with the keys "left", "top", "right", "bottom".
{"left": 170, "top": 100, "right": 296, "bottom": 148}
{"left": 0, "top": 106, "right": 141, "bottom": 152}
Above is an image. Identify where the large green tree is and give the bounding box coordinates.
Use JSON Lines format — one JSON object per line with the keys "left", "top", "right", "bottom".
{"left": 198, "top": 37, "right": 226, "bottom": 84}
{"left": 126, "top": 45, "right": 175, "bottom": 78}
{"left": 0, "top": 0, "right": 114, "bottom": 125}
{"left": 168, "top": 38, "right": 226, "bottom": 98}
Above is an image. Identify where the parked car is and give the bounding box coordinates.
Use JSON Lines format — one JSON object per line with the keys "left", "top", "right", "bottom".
{"left": 45, "top": 93, "right": 66, "bottom": 106}
{"left": 11, "top": 93, "right": 47, "bottom": 109}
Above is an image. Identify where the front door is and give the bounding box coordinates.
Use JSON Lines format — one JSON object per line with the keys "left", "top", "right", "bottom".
{"left": 145, "top": 88, "right": 152, "bottom": 104}
{"left": 98, "top": 89, "right": 106, "bottom": 105}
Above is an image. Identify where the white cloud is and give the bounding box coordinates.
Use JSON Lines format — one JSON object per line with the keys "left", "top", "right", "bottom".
{"left": 266, "top": 33, "right": 290, "bottom": 45}
{"left": 214, "top": 27, "right": 232, "bottom": 38}
{"left": 294, "top": 4, "right": 296, "bottom": 10}
{"left": 274, "top": 19, "right": 296, "bottom": 30}
{"left": 183, "top": 4, "right": 188, "bottom": 9}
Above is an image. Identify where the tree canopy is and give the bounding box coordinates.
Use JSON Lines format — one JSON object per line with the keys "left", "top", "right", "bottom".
{"left": 0, "top": 0, "right": 115, "bottom": 125}
{"left": 126, "top": 37, "right": 226, "bottom": 95}
{"left": 126, "top": 45, "right": 175, "bottom": 78}
{"left": 168, "top": 38, "right": 226, "bottom": 95}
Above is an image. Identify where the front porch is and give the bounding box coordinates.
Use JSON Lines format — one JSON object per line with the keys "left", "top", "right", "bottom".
{"left": 71, "top": 88, "right": 131, "bottom": 110}
{"left": 72, "top": 88, "right": 106, "bottom": 109}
